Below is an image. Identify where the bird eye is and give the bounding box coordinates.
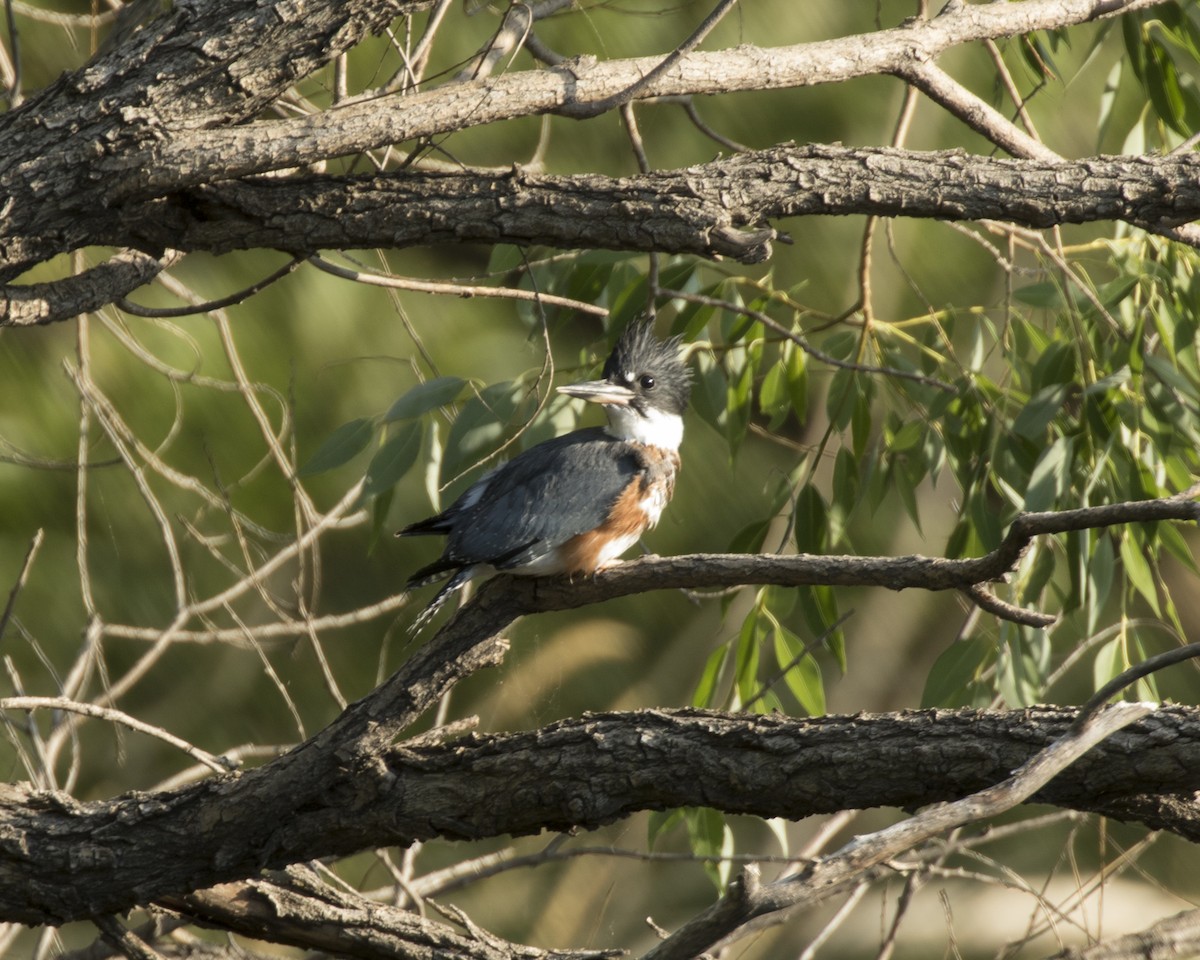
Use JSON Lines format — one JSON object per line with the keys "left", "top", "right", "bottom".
{"left": 639, "top": 374, "right": 655, "bottom": 390}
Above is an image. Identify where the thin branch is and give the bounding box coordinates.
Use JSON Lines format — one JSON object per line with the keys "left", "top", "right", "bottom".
{"left": 100, "top": 591, "right": 411, "bottom": 644}
{"left": 449, "top": 496, "right": 1198, "bottom": 630}
{"left": 0, "top": 697, "right": 233, "bottom": 773}
{"left": 307, "top": 254, "right": 608, "bottom": 316}
{"left": 2, "top": 0, "right": 20, "bottom": 109}
{"left": 1077, "top": 641, "right": 1200, "bottom": 727}
{"left": 92, "top": 915, "right": 168, "bottom": 960}
{"left": 560, "top": 0, "right": 742, "bottom": 119}
{"left": 164, "top": 866, "right": 621, "bottom": 960}
{"left": 0, "top": 250, "right": 182, "bottom": 326}
{"left": 116, "top": 257, "right": 303, "bottom": 318}
{"left": 663, "top": 285, "right": 957, "bottom": 393}
{"left": 0, "top": 529, "right": 42, "bottom": 644}
{"left": 961, "top": 583, "right": 1055, "bottom": 628}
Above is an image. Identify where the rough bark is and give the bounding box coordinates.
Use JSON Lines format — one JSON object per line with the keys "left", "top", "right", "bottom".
{"left": 0, "top": 0, "right": 1177, "bottom": 296}
{"left": 2, "top": 705, "right": 1200, "bottom": 927}
{"left": 28, "top": 146, "right": 1200, "bottom": 272}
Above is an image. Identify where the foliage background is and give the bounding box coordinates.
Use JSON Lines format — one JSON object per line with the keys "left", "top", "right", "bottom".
{"left": 3, "top": 0, "right": 1200, "bottom": 956}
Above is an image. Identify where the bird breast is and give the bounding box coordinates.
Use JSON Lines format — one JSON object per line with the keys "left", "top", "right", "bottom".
{"left": 555, "top": 447, "right": 679, "bottom": 573}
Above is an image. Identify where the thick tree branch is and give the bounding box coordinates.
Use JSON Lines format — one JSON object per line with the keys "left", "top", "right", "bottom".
{"left": 130, "top": 0, "right": 1167, "bottom": 192}
{"left": 641, "top": 702, "right": 1155, "bottom": 960}
{"left": 0, "top": 0, "right": 431, "bottom": 272}
{"left": 11, "top": 145, "right": 1200, "bottom": 297}
{"left": 0, "top": 0, "right": 1170, "bottom": 277}
{"left": 3, "top": 705, "right": 1200, "bottom": 928}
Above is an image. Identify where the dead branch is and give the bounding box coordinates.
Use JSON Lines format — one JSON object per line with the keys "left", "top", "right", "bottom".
{"left": 164, "top": 865, "right": 618, "bottom": 960}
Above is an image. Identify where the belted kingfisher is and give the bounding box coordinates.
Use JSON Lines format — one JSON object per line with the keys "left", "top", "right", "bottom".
{"left": 398, "top": 320, "right": 691, "bottom": 632}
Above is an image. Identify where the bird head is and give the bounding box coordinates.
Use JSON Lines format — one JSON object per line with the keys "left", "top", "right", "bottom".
{"left": 557, "top": 321, "right": 691, "bottom": 450}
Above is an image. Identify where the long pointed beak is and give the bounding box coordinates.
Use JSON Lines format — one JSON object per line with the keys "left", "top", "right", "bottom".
{"left": 557, "top": 379, "right": 635, "bottom": 406}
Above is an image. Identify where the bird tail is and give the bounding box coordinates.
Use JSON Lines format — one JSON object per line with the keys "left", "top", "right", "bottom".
{"left": 406, "top": 566, "right": 476, "bottom": 636}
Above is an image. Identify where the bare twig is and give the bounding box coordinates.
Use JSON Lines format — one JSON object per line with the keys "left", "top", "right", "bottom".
{"left": 0, "top": 529, "right": 42, "bottom": 644}
{"left": 92, "top": 915, "right": 167, "bottom": 960}
{"left": 164, "top": 867, "right": 622, "bottom": 960}
{"left": 307, "top": 254, "right": 608, "bottom": 316}
{"left": 0, "top": 696, "right": 232, "bottom": 773}
{"left": 663, "top": 288, "right": 957, "bottom": 392}
{"left": 116, "top": 257, "right": 303, "bottom": 318}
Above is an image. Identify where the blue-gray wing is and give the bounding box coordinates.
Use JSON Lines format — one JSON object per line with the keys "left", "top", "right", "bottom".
{"left": 444, "top": 428, "right": 642, "bottom": 569}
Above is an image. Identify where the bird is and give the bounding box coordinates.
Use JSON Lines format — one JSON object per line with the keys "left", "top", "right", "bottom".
{"left": 397, "top": 320, "right": 691, "bottom": 633}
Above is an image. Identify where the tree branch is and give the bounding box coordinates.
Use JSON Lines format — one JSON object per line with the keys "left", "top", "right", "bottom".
{"left": 3, "top": 703, "right": 1200, "bottom": 927}
{"left": 0, "top": 496, "right": 1190, "bottom": 923}
{"left": 0, "top": 249, "right": 181, "bottom": 326}
{"left": 0, "top": 0, "right": 432, "bottom": 272}
{"left": 165, "top": 865, "right": 619, "bottom": 960}
{"left": 1043, "top": 908, "right": 1200, "bottom": 960}
{"left": 12, "top": 145, "right": 1200, "bottom": 289}
{"left": 640, "top": 702, "right": 1155, "bottom": 960}
{"left": 454, "top": 495, "right": 1199, "bottom": 627}
{"left": 129, "top": 0, "right": 1167, "bottom": 192}
{"left": 0, "top": 0, "right": 1171, "bottom": 277}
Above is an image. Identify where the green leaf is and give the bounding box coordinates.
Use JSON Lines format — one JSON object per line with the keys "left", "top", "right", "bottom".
{"left": 1020, "top": 542, "right": 1057, "bottom": 606}
{"left": 647, "top": 809, "right": 685, "bottom": 850}
{"left": 1023, "top": 436, "right": 1073, "bottom": 512}
{"left": 1014, "top": 281, "right": 1066, "bottom": 309}
{"left": 1093, "top": 636, "right": 1125, "bottom": 690}
{"left": 895, "top": 459, "right": 923, "bottom": 532}
{"left": 690, "top": 351, "right": 727, "bottom": 431}
{"left": 684, "top": 807, "right": 733, "bottom": 892}
{"left": 385, "top": 377, "right": 467, "bottom": 421}
{"left": 829, "top": 447, "right": 858, "bottom": 546}
{"left": 1013, "top": 384, "right": 1069, "bottom": 440}
{"left": 728, "top": 519, "right": 771, "bottom": 555}
{"left": 298, "top": 417, "right": 375, "bottom": 477}
{"left": 922, "top": 636, "right": 994, "bottom": 708}
{"left": 889, "top": 420, "right": 924, "bottom": 453}
{"left": 759, "top": 360, "right": 789, "bottom": 428}
{"left": 997, "top": 630, "right": 1044, "bottom": 707}
{"left": 691, "top": 644, "right": 729, "bottom": 708}
{"left": 795, "top": 584, "right": 841, "bottom": 668}
{"left": 793, "top": 485, "right": 828, "bottom": 554}
{"left": 1120, "top": 531, "right": 1162, "bottom": 614}
{"left": 1029, "top": 341, "right": 1076, "bottom": 391}
{"left": 785, "top": 342, "right": 808, "bottom": 423}
{"left": 733, "top": 608, "right": 762, "bottom": 709}
{"left": 441, "top": 380, "right": 528, "bottom": 484}
{"left": 826, "top": 368, "right": 856, "bottom": 431}
{"left": 362, "top": 421, "right": 422, "bottom": 500}
{"left": 725, "top": 356, "right": 754, "bottom": 455}
{"left": 1159, "top": 520, "right": 1200, "bottom": 576}
{"left": 851, "top": 379, "right": 874, "bottom": 460}
{"left": 773, "top": 625, "right": 825, "bottom": 716}
{"left": 367, "top": 486, "right": 394, "bottom": 554}
{"left": 1085, "top": 535, "right": 1115, "bottom": 634}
